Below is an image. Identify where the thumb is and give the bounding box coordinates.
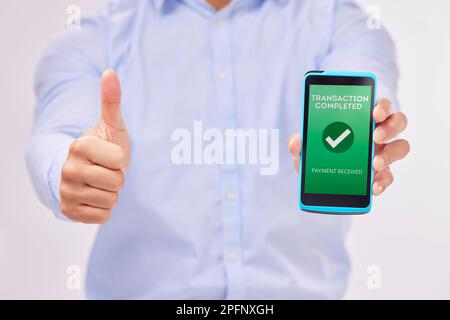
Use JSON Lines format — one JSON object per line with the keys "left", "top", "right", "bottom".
{"left": 100, "top": 69, "right": 126, "bottom": 131}
{"left": 288, "top": 133, "right": 302, "bottom": 156}
{"left": 94, "top": 69, "right": 130, "bottom": 166}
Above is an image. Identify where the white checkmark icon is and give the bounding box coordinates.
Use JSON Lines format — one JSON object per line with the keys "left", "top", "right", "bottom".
{"left": 325, "top": 129, "right": 351, "bottom": 149}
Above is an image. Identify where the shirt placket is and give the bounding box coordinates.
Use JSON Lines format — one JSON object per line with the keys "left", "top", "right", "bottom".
{"left": 211, "top": 12, "right": 245, "bottom": 299}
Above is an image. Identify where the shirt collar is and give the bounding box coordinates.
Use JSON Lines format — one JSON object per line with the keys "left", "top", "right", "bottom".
{"left": 153, "top": 0, "right": 286, "bottom": 12}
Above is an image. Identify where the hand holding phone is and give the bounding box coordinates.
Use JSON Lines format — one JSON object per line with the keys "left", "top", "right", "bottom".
{"left": 288, "top": 71, "right": 410, "bottom": 214}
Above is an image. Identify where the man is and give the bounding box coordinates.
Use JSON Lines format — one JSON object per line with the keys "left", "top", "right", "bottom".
{"left": 27, "top": 0, "right": 409, "bottom": 299}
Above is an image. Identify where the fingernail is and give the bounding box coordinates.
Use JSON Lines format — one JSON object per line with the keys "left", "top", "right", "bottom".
{"left": 374, "top": 128, "right": 386, "bottom": 142}
{"left": 373, "top": 182, "right": 383, "bottom": 195}
{"left": 374, "top": 156, "right": 385, "bottom": 170}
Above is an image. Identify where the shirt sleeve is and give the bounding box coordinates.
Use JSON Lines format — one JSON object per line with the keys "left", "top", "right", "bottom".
{"left": 26, "top": 15, "right": 108, "bottom": 220}
{"left": 320, "top": 0, "right": 400, "bottom": 110}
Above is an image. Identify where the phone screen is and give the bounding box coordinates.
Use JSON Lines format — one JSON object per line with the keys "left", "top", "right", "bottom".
{"left": 305, "top": 84, "right": 372, "bottom": 195}
{"left": 300, "top": 73, "right": 375, "bottom": 211}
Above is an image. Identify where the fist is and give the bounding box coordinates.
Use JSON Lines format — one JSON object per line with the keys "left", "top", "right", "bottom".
{"left": 60, "top": 70, "right": 130, "bottom": 223}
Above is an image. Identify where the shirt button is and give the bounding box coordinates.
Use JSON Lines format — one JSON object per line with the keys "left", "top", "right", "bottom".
{"left": 218, "top": 72, "right": 228, "bottom": 81}
{"left": 227, "top": 251, "right": 237, "bottom": 262}
{"left": 225, "top": 191, "right": 236, "bottom": 201}
{"left": 216, "top": 18, "right": 225, "bottom": 27}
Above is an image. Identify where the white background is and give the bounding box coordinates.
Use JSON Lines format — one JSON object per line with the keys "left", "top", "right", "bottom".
{"left": 0, "top": 0, "right": 449, "bottom": 299}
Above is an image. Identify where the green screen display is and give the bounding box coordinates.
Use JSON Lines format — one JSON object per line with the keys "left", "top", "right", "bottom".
{"left": 304, "top": 84, "right": 372, "bottom": 196}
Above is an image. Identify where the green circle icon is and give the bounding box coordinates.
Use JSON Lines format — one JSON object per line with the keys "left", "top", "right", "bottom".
{"left": 322, "top": 122, "right": 354, "bottom": 153}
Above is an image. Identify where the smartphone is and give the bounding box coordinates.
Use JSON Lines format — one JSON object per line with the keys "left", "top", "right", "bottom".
{"left": 299, "top": 71, "right": 376, "bottom": 214}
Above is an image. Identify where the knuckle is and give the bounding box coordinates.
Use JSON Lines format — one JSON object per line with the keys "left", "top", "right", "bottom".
{"left": 59, "top": 183, "right": 72, "bottom": 201}
{"left": 104, "top": 192, "right": 119, "bottom": 208}
{"left": 111, "top": 192, "right": 119, "bottom": 205}
{"left": 404, "top": 140, "right": 411, "bottom": 154}
{"left": 385, "top": 172, "right": 394, "bottom": 186}
{"left": 379, "top": 97, "right": 391, "bottom": 104}
{"left": 60, "top": 202, "right": 78, "bottom": 220}
{"left": 70, "top": 139, "right": 85, "bottom": 156}
{"left": 399, "top": 139, "right": 410, "bottom": 152}
{"left": 61, "top": 162, "right": 78, "bottom": 180}
{"left": 60, "top": 202, "right": 68, "bottom": 215}
{"left": 391, "top": 112, "right": 407, "bottom": 132}
{"left": 96, "top": 210, "right": 111, "bottom": 224}
{"left": 114, "top": 171, "right": 125, "bottom": 189}
{"left": 392, "top": 139, "right": 410, "bottom": 158}
{"left": 378, "top": 98, "right": 392, "bottom": 110}
{"left": 398, "top": 112, "right": 408, "bottom": 125}
{"left": 114, "top": 149, "right": 126, "bottom": 168}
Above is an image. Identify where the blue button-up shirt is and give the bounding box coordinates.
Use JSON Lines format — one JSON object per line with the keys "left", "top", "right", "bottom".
{"left": 27, "top": 0, "right": 398, "bottom": 299}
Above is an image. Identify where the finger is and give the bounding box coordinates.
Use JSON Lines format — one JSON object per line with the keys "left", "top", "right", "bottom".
{"left": 100, "top": 69, "right": 125, "bottom": 131}
{"left": 83, "top": 165, "right": 124, "bottom": 192}
{"left": 373, "top": 112, "right": 408, "bottom": 143}
{"left": 62, "top": 162, "right": 124, "bottom": 192}
{"left": 292, "top": 156, "right": 300, "bottom": 173}
{"left": 373, "top": 139, "right": 410, "bottom": 171}
{"left": 70, "top": 136, "right": 125, "bottom": 170}
{"left": 373, "top": 98, "right": 393, "bottom": 123}
{"left": 60, "top": 182, "right": 119, "bottom": 209}
{"left": 61, "top": 203, "right": 111, "bottom": 224}
{"left": 373, "top": 167, "right": 394, "bottom": 196}
{"left": 288, "top": 133, "right": 302, "bottom": 156}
